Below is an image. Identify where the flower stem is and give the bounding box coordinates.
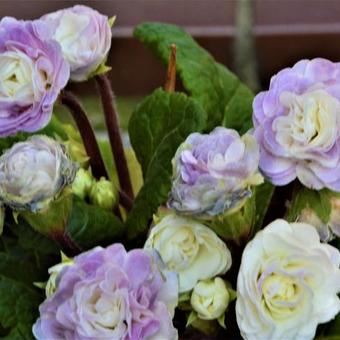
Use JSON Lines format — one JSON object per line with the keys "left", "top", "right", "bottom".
{"left": 164, "top": 44, "right": 177, "bottom": 92}
{"left": 52, "top": 230, "right": 82, "bottom": 257}
{"left": 95, "top": 74, "right": 134, "bottom": 201}
{"left": 60, "top": 91, "right": 131, "bottom": 214}
{"left": 60, "top": 90, "right": 108, "bottom": 180}
{"left": 119, "top": 190, "right": 133, "bottom": 212}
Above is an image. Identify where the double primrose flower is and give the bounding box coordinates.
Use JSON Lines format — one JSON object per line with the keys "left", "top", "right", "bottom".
{"left": 0, "top": 135, "right": 77, "bottom": 212}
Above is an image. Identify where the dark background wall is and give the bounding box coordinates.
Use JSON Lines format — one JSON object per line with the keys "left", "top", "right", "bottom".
{"left": 2, "top": 0, "right": 340, "bottom": 95}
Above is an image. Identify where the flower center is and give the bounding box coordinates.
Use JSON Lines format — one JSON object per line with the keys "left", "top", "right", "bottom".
{"left": 274, "top": 90, "right": 339, "bottom": 154}
{"left": 0, "top": 51, "right": 35, "bottom": 106}
{"left": 83, "top": 285, "right": 128, "bottom": 334}
{"left": 260, "top": 272, "right": 302, "bottom": 321}
{"left": 165, "top": 228, "right": 199, "bottom": 270}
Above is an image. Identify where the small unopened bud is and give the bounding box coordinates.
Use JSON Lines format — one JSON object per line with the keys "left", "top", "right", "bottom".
{"left": 191, "top": 277, "right": 233, "bottom": 321}
{"left": 89, "top": 178, "right": 117, "bottom": 210}
{"left": 72, "top": 168, "right": 94, "bottom": 200}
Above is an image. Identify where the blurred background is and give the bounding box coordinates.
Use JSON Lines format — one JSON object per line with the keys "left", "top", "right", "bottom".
{"left": 2, "top": 0, "right": 340, "bottom": 133}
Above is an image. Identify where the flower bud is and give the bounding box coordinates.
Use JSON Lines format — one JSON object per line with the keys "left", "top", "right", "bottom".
{"left": 298, "top": 195, "right": 340, "bottom": 241}
{"left": 72, "top": 168, "right": 94, "bottom": 200}
{"left": 0, "top": 135, "right": 77, "bottom": 212}
{"left": 89, "top": 177, "right": 117, "bottom": 210}
{"left": 66, "top": 138, "right": 89, "bottom": 168}
{"left": 45, "top": 253, "right": 74, "bottom": 297}
{"left": 168, "top": 127, "right": 263, "bottom": 219}
{"left": 41, "top": 5, "right": 113, "bottom": 81}
{"left": 191, "top": 278, "right": 231, "bottom": 321}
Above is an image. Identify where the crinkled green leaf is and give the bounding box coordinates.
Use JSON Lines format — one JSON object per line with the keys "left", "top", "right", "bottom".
{"left": 127, "top": 88, "right": 207, "bottom": 240}
{"left": 286, "top": 187, "right": 332, "bottom": 224}
{"left": 220, "top": 69, "right": 254, "bottom": 134}
{"left": 0, "top": 219, "right": 59, "bottom": 339}
{"left": 134, "top": 22, "right": 254, "bottom": 132}
{"left": 66, "top": 196, "right": 125, "bottom": 249}
{"left": 0, "top": 276, "right": 40, "bottom": 339}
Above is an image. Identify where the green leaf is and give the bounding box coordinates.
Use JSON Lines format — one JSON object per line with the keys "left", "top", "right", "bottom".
{"left": 0, "top": 219, "right": 59, "bottom": 339}
{"left": 134, "top": 23, "right": 253, "bottom": 132}
{"left": 220, "top": 68, "right": 254, "bottom": 134}
{"left": 254, "top": 181, "right": 275, "bottom": 231}
{"left": 127, "top": 88, "right": 207, "bottom": 240}
{"left": 66, "top": 196, "right": 125, "bottom": 249}
{"left": 22, "top": 194, "right": 125, "bottom": 251}
{"left": 286, "top": 187, "right": 332, "bottom": 224}
{"left": 0, "top": 276, "right": 40, "bottom": 339}
{"left": 317, "top": 314, "right": 340, "bottom": 340}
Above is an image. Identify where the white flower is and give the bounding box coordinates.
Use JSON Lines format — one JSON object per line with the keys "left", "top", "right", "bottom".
{"left": 0, "top": 135, "right": 77, "bottom": 212}
{"left": 236, "top": 219, "right": 340, "bottom": 340}
{"left": 144, "top": 214, "right": 231, "bottom": 293}
{"left": 42, "top": 5, "right": 113, "bottom": 81}
{"left": 191, "top": 277, "right": 230, "bottom": 320}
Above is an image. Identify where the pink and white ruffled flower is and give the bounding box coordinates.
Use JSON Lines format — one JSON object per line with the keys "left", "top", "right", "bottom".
{"left": 168, "top": 127, "right": 263, "bottom": 218}
{"left": 0, "top": 17, "right": 69, "bottom": 136}
{"left": 33, "top": 244, "right": 178, "bottom": 340}
{"left": 253, "top": 58, "right": 340, "bottom": 191}
{"left": 41, "top": 5, "right": 112, "bottom": 82}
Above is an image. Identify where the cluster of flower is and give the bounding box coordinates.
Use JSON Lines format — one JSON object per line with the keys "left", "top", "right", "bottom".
{"left": 0, "top": 4, "right": 339, "bottom": 340}
{"left": 0, "top": 5, "right": 112, "bottom": 136}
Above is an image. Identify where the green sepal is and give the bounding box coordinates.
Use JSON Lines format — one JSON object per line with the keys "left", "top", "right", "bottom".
{"left": 186, "top": 311, "right": 198, "bottom": 327}
{"left": 91, "top": 63, "right": 111, "bottom": 77}
{"left": 108, "top": 15, "right": 117, "bottom": 27}
{"left": 207, "top": 191, "right": 256, "bottom": 244}
{"left": 217, "top": 313, "right": 226, "bottom": 329}
{"left": 178, "top": 291, "right": 192, "bottom": 311}
{"left": 21, "top": 189, "right": 73, "bottom": 237}
{"left": 286, "top": 187, "right": 333, "bottom": 224}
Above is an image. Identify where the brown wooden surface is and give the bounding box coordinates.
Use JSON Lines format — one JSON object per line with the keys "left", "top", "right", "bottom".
{"left": 1, "top": 1, "right": 340, "bottom": 94}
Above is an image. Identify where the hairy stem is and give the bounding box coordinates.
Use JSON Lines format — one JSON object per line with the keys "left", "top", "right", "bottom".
{"left": 60, "top": 91, "right": 131, "bottom": 214}
{"left": 52, "top": 231, "right": 82, "bottom": 257}
{"left": 95, "top": 74, "right": 134, "bottom": 201}
{"left": 60, "top": 90, "right": 108, "bottom": 180}
{"left": 164, "top": 44, "right": 177, "bottom": 92}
